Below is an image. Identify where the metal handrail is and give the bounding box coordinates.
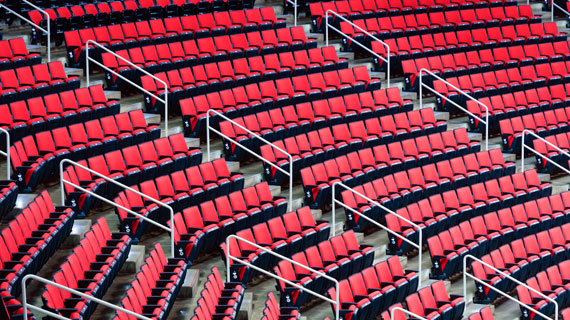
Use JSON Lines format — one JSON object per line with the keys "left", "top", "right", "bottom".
{"left": 0, "top": 0, "right": 50, "bottom": 62}
{"left": 85, "top": 40, "right": 169, "bottom": 135}
{"left": 21, "top": 274, "right": 152, "bottom": 320}
{"left": 551, "top": 1, "right": 569, "bottom": 22}
{"left": 0, "top": 128, "right": 9, "bottom": 180}
{"left": 59, "top": 159, "right": 177, "bottom": 258}
{"left": 521, "top": 129, "right": 570, "bottom": 175}
{"left": 419, "top": 68, "right": 489, "bottom": 151}
{"left": 206, "top": 109, "right": 293, "bottom": 211}
{"left": 325, "top": 10, "right": 390, "bottom": 87}
{"left": 331, "top": 182, "right": 423, "bottom": 288}
{"left": 463, "top": 254, "right": 558, "bottom": 320}
{"left": 287, "top": 0, "right": 297, "bottom": 25}
{"left": 225, "top": 234, "right": 340, "bottom": 320}
{"left": 390, "top": 307, "right": 427, "bottom": 320}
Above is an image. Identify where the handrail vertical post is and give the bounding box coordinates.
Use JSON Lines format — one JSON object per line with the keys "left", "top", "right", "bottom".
{"left": 419, "top": 68, "right": 489, "bottom": 151}
{"left": 0, "top": 128, "right": 10, "bottom": 180}
{"left": 294, "top": 0, "right": 297, "bottom": 26}
{"left": 325, "top": 10, "right": 390, "bottom": 87}
{"left": 0, "top": 0, "right": 50, "bottom": 62}
{"left": 59, "top": 159, "right": 176, "bottom": 258}
{"left": 226, "top": 235, "right": 340, "bottom": 320}
{"left": 207, "top": 111, "right": 211, "bottom": 162}
{"left": 391, "top": 307, "right": 427, "bottom": 320}
{"left": 419, "top": 71, "right": 423, "bottom": 107}
{"left": 22, "top": 275, "right": 154, "bottom": 320}
{"left": 206, "top": 109, "right": 294, "bottom": 211}
{"left": 326, "top": 15, "right": 329, "bottom": 46}
{"left": 463, "top": 254, "right": 558, "bottom": 320}
{"left": 85, "top": 40, "right": 169, "bottom": 135}
{"left": 521, "top": 129, "right": 570, "bottom": 175}
{"left": 331, "top": 182, "right": 423, "bottom": 288}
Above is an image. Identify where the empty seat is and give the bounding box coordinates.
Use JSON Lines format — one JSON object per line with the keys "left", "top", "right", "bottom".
{"left": 274, "top": 230, "right": 375, "bottom": 308}
{"left": 42, "top": 217, "right": 131, "bottom": 319}
{"left": 113, "top": 243, "right": 188, "bottom": 320}
{"left": 220, "top": 207, "right": 331, "bottom": 283}
{"left": 0, "top": 84, "right": 119, "bottom": 143}
{"left": 0, "top": 190, "right": 74, "bottom": 297}
{"left": 10, "top": 109, "right": 157, "bottom": 192}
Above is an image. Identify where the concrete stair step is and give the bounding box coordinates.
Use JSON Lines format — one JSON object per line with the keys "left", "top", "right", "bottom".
{"left": 205, "top": 149, "right": 224, "bottom": 162}
{"left": 62, "top": 219, "right": 92, "bottom": 249}
{"left": 333, "top": 222, "right": 344, "bottom": 235}
{"left": 244, "top": 172, "right": 264, "bottom": 187}
{"left": 164, "top": 125, "right": 184, "bottom": 136}
{"left": 104, "top": 90, "right": 121, "bottom": 101}
{"left": 311, "top": 209, "right": 323, "bottom": 220}
{"left": 64, "top": 67, "right": 83, "bottom": 78}
{"left": 503, "top": 153, "right": 517, "bottom": 162}
{"left": 27, "top": 44, "right": 46, "bottom": 55}
{"left": 120, "top": 102, "right": 144, "bottom": 113}
{"left": 551, "top": 174, "right": 570, "bottom": 194}
{"left": 434, "top": 111, "right": 450, "bottom": 121}
{"left": 288, "top": 196, "right": 305, "bottom": 211}
{"left": 337, "top": 51, "right": 354, "bottom": 60}
{"left": 186, "top": 138, "right": 200, "bottom": 149}
{"left": 467, "top": 132, "right": 482, "bottom": 142}
{"left": 226, "top": 161, "right": 240, "bottom": 173}
{"left": 144, "top": 113, "right": 160, "bottom": 126}
{"left": 419, "top": 101, "right": 437, "bottom": 110}
{"left": 448, "top": 122, "right": 469, "bottom": 131}
{"left": 368, "top": 71, "right": 386, "bottom": 80}
{"left": 308, "top": 32, "right": 324, "bottom": 42}
{"left": 371, "top": 244, "right": 388, "bottom": 264}
{"left": 538, "top": 173, "right": 551, "bottom": 182}
{"left": 327, "top": 42, "right": 344, "bottom": 52}
{"left": 300, "top": 24, "right": 312, "bottom": 33}
{"left": 487, "top": 143, "right": 502, "bottom": 151}
{"left": 269, "top": 184, "right": 281, "bottom": 197}
{"left": 530, "top": 2, "right": 545, "bottom": 11}
{"left": 553, "top": 183, "right": 570, "bottom": 194}
{"left": 14, "top": 193, "right": 38, "bottom": 210}
{"left": 86, "top": 79, "right": 105, "bottom": 88}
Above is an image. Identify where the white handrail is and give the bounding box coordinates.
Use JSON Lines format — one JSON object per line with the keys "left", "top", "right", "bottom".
{"left": 331, "top": 182, "right": 422, "bottom": 288}
{"left": 0, "top": 128, "right": 9, "bottom": 180}
{"left": 287, "top": 0, "right": 297, "bottom": 25}
{"left": 225, "top": 234, "right": 340, "bottom": 320}
{"left": 551, "top": 2, "right": 569, "bottom": 22}
{"left": 521, "top": 129, "right": 570, "bottom": 175}
{"left": 21, "top": 274, "right": 152, "bottom": 320}
{"left": 59, "top": 159, "right": 177, "bottom": 258}
{"left": 325, "top": 10, "right": 390, "bottom": 88}
{"left": 0, "top": 0, "right": 50, "bottom": 62}
{"left": 463, "top": 254, "right": 558, "bottom": 320}
{"left": 206, "top": 109, "right": 293, "bottom": 211}
{"left": 390, "top": 307, "right": 427, "bottom": 320}
{"left": 85, "top": 40, "right": 169, "bottom": 136}
{"left": 419, "top": 68, "right": 489, "bottom": 151}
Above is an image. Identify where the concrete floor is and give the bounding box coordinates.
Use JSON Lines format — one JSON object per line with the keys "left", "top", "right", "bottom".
{"left": 0, "top": 0, "right": 569, "bottom": 319}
